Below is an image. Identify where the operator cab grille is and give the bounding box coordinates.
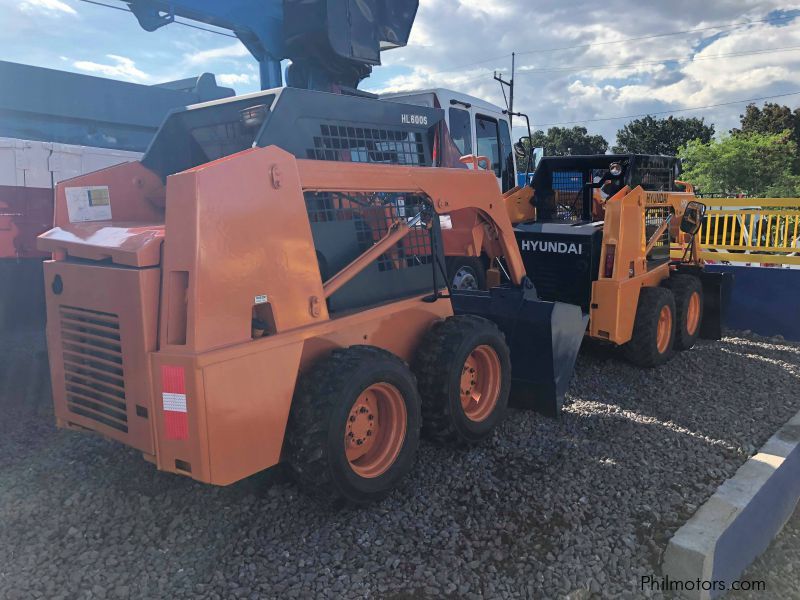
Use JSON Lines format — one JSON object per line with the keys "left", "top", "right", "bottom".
{"left": 307, "top": 124, "right": 427, "bottom": 166}
{"left": 60, "top": 306, "right": 127, "bottom": 433}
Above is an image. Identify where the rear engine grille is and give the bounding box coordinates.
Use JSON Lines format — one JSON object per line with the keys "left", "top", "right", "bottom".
{"left": 60, "top": 306, "right": 127, "bottom": 433}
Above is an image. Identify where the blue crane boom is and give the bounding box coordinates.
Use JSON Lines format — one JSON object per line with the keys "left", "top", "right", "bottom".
{"left": 123, "top": 0, "right": 418, "bottom": 92}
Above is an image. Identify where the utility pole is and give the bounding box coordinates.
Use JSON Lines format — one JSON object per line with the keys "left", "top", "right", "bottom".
{"left": 493, "top": 52, "right": 515, "bottom": 127}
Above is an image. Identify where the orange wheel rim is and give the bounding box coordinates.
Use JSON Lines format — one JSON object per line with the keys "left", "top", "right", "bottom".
{"left": 686, "top": 291, "right": 701, "bottom": 335}
{"left": 656, "top": 305, "right": 672, "bottom": 354}
{"left": 460, "top": 345, "right": 502, "bottom": 422}
{"left": 344, "top": 383, "right": 406, "bottom": 479}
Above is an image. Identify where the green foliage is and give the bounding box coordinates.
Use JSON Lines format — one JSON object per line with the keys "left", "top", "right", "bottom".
{"left": 679, "top": 131, "right": 800, "bottom": 197}
{"left": 613, "top": 115, "right": 714, "bottom": 156}
{"left": 732, "top": 102, "right": 800, "bottom": 149}
{"left": 529, "top": 126, "right": 608, "bottom": 158}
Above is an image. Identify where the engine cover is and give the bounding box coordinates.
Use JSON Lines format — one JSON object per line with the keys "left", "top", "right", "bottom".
{"left": 514, "top": 222, "right": 603, "bottom": 311}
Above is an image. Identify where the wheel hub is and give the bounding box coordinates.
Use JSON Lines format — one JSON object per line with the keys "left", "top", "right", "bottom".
{"left": 452, "top": 266, "right": 478, "bottom": 291}
{"left": 686, "top": 291, "right": 701, "bottom": 335}
{"left": 346, "top": 398, "right": 376, "bottom": 453}
{"left": 344, "top": 383, "right": 407, "bottom": 479}
{"left": 459, "top": 345, "right": 502, "bottom": 422}
{"left": 656, "top": 305, "right": 672, "bottom": 354}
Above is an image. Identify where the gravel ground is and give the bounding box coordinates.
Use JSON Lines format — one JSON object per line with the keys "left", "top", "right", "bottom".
{"left": 1, "top": 329, "right": 799, "bottom": 599}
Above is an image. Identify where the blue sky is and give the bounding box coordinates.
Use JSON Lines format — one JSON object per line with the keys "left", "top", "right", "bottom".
{"left": 3, "top": 0, "right": 800, "bottom": 144}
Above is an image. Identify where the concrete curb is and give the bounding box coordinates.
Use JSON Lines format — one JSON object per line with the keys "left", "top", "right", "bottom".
{"left": 661, "top": 410, "right": 800, "bottom": 599}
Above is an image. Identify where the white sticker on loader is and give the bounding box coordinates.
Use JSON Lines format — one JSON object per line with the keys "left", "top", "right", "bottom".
{"left": 254, "top": 294, "right": 269, "bottom": 305}
{"left": 65, "top": 186, "right": 112, "bottom": 223}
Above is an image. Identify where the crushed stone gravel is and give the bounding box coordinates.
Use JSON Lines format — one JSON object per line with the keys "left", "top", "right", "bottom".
{"left": 1, "top": 329, "right": 799, "bottom": 599}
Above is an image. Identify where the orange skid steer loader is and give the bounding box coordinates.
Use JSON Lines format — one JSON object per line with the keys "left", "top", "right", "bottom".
{"left": 455, "top": 154, "right": 733, "bottom": 368}
{"left": 38, "top": 89, "right": 586, "bottom": 503}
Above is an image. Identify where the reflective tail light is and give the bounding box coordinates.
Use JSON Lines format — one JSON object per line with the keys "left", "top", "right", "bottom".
{"left": 604, "top": 245, "right": 616, "bottom": 278}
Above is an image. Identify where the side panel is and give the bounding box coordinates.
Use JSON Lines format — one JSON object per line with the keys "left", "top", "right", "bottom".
{"left": 203, "top": 343, "right": 304, "bottom": 485}
{"left": 161, "top": 147, "right": 328, "bottom": 354}
{"left": 149, "top": 355, "right": 212, "bottom": 483}
{"left": 151, "top": 295, "right": 452, "bottom": 486}
{"left": 590, "top": 267, "right": 667, "bottom": 344}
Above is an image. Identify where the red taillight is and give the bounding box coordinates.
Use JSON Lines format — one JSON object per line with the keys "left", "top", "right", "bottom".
{"left": 161, "top": 365, "right": 188, "bottom": 441}
{"left": 604, "top": 245, "right": 616, "bottom": 278}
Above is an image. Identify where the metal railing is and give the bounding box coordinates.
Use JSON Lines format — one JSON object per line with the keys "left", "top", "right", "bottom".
{"left": 671, "top": 198, "right": 800, "bottom": 266}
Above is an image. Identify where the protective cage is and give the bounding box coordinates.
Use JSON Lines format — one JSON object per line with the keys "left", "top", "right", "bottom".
{"left": 548, "top": 169, "right": 603, "bottom": 222}
{"left": 532, "top": 154, "right": 681, "bottom": 223}
{"left": 645, "top": 205, "right": 674, "bottom": 262}
{"left": 305, "top": 190, "right": 444, "bottom": 313}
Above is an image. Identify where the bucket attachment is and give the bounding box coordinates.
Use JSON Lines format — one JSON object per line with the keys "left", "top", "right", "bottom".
{"left": 676, "top": 266, "right": 734, "bottom": 340}
{"left": 451, "top": 287, "right": 587, "bottom": 417}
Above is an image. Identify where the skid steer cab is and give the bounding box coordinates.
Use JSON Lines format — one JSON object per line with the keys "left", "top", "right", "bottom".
{"left": 506, "top": 154, "right": 733, "bottom": 367}
{"left": 37, "top": 88, "right": 587, "bottom": 504}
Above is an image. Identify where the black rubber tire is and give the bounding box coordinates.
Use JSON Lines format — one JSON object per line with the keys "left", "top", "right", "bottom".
{"left": 446, "top": 256, "right": 486, "bottom": 291}
{"left": 622, "top": 287, "right": 676, "bottom": 368}
{"left": 662, "top": 274, "right": 704, "bottom": 351}
{"left": 413, "top": 315, "right": 511, "bottom": 445}
{"left": 285, "top": 346, "right": 421, "bottom": 505}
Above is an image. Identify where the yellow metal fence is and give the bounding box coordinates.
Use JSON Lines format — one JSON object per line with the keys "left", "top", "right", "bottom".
{"left": 672, "top": 198, "right": 800, "bottom": 266}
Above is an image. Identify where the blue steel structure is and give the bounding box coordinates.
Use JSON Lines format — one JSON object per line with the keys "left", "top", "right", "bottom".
{"left": 123, "top": 0, "right": 418, "bottom": 91}
{"left": 127, "top": 0, "right": 285, "bottom": 89}
{"left": 0, "top": 60, "right": 234, "bottom": 152}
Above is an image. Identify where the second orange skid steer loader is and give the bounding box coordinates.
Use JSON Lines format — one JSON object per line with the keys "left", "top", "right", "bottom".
{"left": 448, "top": 154, "right": 733, "bottom": 368}
{"left": 38, "top": 88, "right": 587, "bottom": 503}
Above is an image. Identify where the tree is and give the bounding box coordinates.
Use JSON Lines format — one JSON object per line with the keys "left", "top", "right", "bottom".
{"left": 613, "top": 115, "right": 714, "bottom": 156}
{"left": 679, "top": 131, "right": 800, "bottom": 197}
{"left": 732, "top": 102, "right": 800, "bottom": 148}
{"left": 529, "top": 126, "right": 609, "bottom": 158}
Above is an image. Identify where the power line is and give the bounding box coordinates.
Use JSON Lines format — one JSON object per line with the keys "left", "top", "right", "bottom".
{"left": 420, "top": 13, "right": 797, "bottom": 76}
{"left": 515, "top": 44, "right": 800, "bottom": 75}
{"left": 535, "top": 91, "right": 800, "bottom": 127}
{"left": 393, "top": 44, "right": 800, "bottom": 93}
{"left": 74, "top": 0, "right": 237, "bottom": 38}
{"left": 516, "top": 14, "right": 797, "bottom": 56}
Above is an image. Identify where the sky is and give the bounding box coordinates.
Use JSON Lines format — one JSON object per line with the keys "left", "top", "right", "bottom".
{"left": 3, "top": 0, "right": 800, "bottom": 145}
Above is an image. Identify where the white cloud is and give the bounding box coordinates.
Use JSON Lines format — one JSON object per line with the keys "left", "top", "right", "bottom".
{"left": 73, "top": 54, "right": 151, "bottom": 83}
{"left": 19, "top": 0, "right": 76, "bottom": 15}
{"left": 368, "top": 1, "right": 800, "bottom": 142}
{"left": 184, "top": 43, "right": 249, "bottom": 66}
{"left": 7, "top": 0, "right": 800, "bottom": 145}
{"left": 217, "top": 72, "right": 255, "bottom": 86}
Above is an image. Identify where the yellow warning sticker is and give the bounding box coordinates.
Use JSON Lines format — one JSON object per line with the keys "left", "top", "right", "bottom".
{"left": 65, "top": 186, "right": 112, "bottom": 223}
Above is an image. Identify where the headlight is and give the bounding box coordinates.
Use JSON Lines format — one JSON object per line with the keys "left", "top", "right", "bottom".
{"left": 609, "top": 162, "right": 623, "bottom": 177}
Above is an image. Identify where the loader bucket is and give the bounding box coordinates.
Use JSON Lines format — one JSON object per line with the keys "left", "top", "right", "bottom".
{"left": 675, "top": 266, "right": 734, "bottom": 340}
{"left": 451, "top": 287, "right": 588, "bottom": 417}
{"left": 697, "top": 270, "right": 734, "bottom": 340}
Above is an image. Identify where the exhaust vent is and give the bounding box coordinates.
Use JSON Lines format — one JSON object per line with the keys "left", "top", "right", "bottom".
{"left": 60, "top": 306, "right": 128, "bottom": 433}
